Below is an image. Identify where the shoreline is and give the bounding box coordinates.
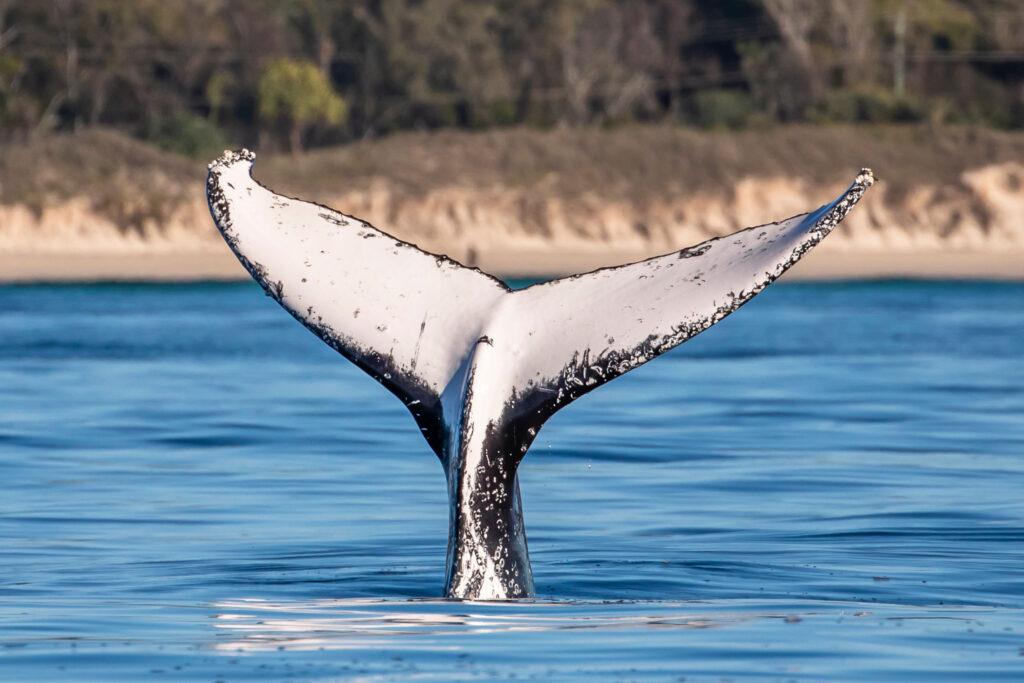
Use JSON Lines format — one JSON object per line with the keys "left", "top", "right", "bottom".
{"left": 6, "top": 247, "right": 1021, "bottom": 283}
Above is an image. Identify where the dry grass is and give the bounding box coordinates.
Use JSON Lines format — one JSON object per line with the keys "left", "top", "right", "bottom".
{"left": 257, "top": 124, "right": 1024, "bottom": 203}
{"left": 3, "top": 124, "right": 1024, "bottom": 223}
{"left": 0, "top": 129, "right": 201, "bottom": 230}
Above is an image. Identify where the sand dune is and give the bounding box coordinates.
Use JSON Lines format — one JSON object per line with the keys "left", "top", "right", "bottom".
{"left": 0, "top": 128, "right": 1021, "bottom": 281}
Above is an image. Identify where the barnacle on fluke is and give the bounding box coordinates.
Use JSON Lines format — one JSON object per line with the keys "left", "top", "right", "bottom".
{"left": 207, "top": 150, "right": 873, "bottom": 600}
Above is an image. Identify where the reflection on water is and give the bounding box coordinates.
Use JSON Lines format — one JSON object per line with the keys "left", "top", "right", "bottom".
{"left": 201, "top": 597, "right": 1023, "bottom": 680}
{"left": 211, "top": 598, "right": 728, "bottom": 651}
{"left": 1, "top": 281, "right": 1023, "bottom": 680}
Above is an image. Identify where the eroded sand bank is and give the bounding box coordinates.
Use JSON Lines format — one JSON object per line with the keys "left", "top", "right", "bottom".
{"left": 1, "top": 128, "right": 1022, "bottom": 282}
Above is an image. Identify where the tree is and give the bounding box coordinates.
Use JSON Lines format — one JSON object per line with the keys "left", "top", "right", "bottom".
{"left": 757, "top": 0, "right": 824, "bottom": 119}
{"left": 257, "top": 57, "right": 346, "bottom": 154}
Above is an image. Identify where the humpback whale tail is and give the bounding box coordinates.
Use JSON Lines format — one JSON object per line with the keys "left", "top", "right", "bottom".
{"left": 207, "top": 150, "right": 873, "bottom": 600}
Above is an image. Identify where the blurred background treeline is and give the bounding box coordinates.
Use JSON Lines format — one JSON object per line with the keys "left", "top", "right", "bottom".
{"left": 1, "top": 0, "right": 1023, "bottom": 157}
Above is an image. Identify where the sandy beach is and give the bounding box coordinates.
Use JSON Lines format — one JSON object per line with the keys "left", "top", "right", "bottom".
{"left": 2, "top": 247, "right": 1020, "bottom": 284}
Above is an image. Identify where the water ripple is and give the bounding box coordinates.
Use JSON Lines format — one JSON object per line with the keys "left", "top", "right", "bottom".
{"left": 1, "top": 281, "right": 1022, "bottom": 679}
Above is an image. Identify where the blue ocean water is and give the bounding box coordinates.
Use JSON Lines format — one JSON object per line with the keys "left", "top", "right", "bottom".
{"left": 0, "top": 280, "right": 1022, "bottom": 681}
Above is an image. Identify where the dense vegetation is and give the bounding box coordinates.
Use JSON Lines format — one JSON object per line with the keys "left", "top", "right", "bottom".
{"left": 1, "top": 1, "right": 1022, "bottom": 156}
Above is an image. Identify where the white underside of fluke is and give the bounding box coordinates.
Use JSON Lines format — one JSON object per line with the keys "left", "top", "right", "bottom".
{"left": 206, "top": 149, "right": 873, "bottom": 599}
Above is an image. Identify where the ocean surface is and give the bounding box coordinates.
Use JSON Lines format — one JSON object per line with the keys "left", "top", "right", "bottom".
{"left": 0, "top": 280, "right": 1022, "bottom": 681}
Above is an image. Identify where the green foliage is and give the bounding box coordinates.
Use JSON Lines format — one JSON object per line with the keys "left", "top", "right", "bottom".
{"left": 144, "top": 112, "right": 232, "bottom": 159}
{"left": 0, "top": 54, "right": 20, "bottom": 85}
{"left": 471, "top": 100, "right": 518, "bottom": 129}
{"left": 0, "top": 0, "right": 1021, "bottom": 149}
{"left": 692, "top": 89, "right": 756, "bottom": 130}
{"left": 258, "top": 58, "right": 346, "bottom": 151}
{"left": 205, "top": 71, "right": 237, "bottom": 124}
{"left": 943, "top": 96, "right": 1018, "bottom": 129}
{"left": 816, "top": 87, "right": 931, "bottom": 124}
{"left": 875, "top": 0, "right": 979, "bottom": 51}
{"left": 0, "top": 53, "right": 20, "bottom": 116}
{"left": 0, "top": 54, "right": 35, "bottom": 137}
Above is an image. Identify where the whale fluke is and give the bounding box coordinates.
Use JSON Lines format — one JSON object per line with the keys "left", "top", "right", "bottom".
{"left": 207, "top": 149, "right": 873, "bottom": 600}
{"left": 207, "top": 149, "right": 510, "bottom": 459}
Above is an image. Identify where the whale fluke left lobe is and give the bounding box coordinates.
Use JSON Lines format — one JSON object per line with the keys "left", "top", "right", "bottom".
{"left": 206, "top": 150, "right": 509, "bottom": 458}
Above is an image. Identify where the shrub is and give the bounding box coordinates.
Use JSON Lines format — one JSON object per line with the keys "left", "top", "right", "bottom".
{"left": 816, "top": 87, "right": 931, "bottom": 124}
{"left": 144, "top": 112, "right": 231, "bottom": 159}
{"left": 692, "top": 89, "right": 756, "bottom": 130}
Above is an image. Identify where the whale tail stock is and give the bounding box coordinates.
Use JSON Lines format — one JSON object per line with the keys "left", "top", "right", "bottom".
{"left": 207, "top": 150, "right": 873, "bottom": 599}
